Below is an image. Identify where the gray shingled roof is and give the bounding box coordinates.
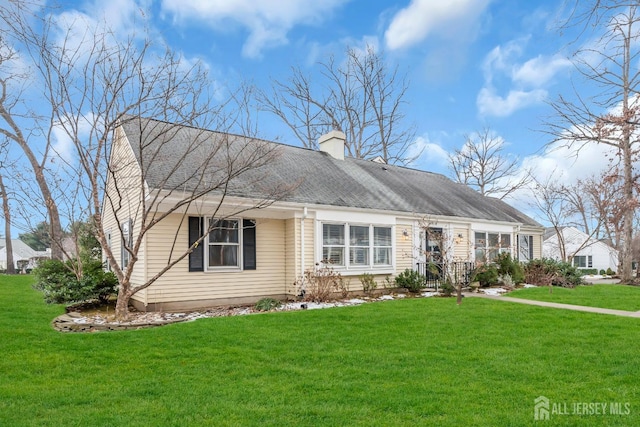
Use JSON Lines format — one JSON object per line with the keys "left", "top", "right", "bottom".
{"left": 120, "top": 116, "right": 541, "bottom": 227}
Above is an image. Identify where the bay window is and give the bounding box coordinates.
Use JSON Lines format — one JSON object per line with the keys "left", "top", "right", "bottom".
{"left": 322, "top": 223, "right": 393, "bottom": 269}
{"left": 475, "top": 231, "right": 512, "bottom": 262}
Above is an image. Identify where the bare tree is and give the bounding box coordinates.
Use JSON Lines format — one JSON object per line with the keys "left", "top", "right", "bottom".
{"left": 448, "top": 128, "right": 531, "bottom": 200}
{"left": 0, "top": 173, "right": 14, "bottom": 274}
{"left": 547, "top": 1, "right": 640, "bottom": 282}
{"left": 530, "top": 174, "right": 601, "bottom": 264}
{"left": 0, "top": 2, "right": 67, "bottom": 260}
{"left": 258, "top": 44, "right": 416, "bottom": 165}
{"left": 0, "top": 3, "right": 293, "bottom": 319}
{"left": 582, "top": 170, "right": 628, "bottom": 249}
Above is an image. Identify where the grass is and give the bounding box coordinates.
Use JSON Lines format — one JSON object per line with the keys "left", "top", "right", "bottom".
{"left": 1, "top": 275, "right": 639, "bottom": 426}
{"left": 508, "top": 284, "right": 640, "bottom": 312}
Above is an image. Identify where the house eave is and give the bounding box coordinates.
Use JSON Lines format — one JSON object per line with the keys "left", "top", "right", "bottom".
{"left": 146, "top": 188, "right": 544, "bottom": 231}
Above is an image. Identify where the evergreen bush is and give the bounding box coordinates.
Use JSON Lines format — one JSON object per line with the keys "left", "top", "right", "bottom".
{"left": 33, "top": 259, "right": 117, "bottom": 304}
{"left": 394, "top": 269, "right": 425, "bottom": 293}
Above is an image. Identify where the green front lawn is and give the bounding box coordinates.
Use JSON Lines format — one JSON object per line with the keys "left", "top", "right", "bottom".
{"left": 1, "top": 275, "right": 639, "bottom": 426}
{"left": 508, "top": 284, "right": 640, "bottom": 312}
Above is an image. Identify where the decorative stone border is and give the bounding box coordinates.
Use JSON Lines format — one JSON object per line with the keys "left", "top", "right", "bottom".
{"left": 52, "top": 312, "right": 188, "bottom": 332}
{"left": 52, "top": 291, "right": 444, "bottom": 333}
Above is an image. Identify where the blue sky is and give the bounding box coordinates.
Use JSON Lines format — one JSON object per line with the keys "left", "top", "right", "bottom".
{"left": 7, "top": 0, "right": 619, "bottom": 233}
{"left": 120, "top": 0, "right": 601, "bottom": 185}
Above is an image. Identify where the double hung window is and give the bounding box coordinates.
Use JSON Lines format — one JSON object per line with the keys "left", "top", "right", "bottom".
{"left": 518, "top": 235, "right": 534, "bottom": 261}
{"left": 208, "top": 219, "right": 240, "bottom": 267}
{"left": 188, "top": 217, "right": 256, "bottom": 271}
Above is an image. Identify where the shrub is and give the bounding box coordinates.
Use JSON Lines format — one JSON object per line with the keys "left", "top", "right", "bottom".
{"left": 523, "top": 259, "right": 555, "bottom": 286}
{"left": 579, "top": 269, "right": 598, "bottom": 276}
{"left": 382, "top": 276, "right": 393, "bottom": 289}
{"left": 494, "top": 253, "right": 524, "bottom": 284}
{"left": 497, "top": 273, "right": 514, "bottom": 289}
{"left": 359, "top": 273, "right": 377, "bottom": 295}
{"left": 293, "top": 263, "right": 346, "bottom": 302}
{"left": 336, "top": 278, "right": 350, "bottom": 299}
{"left": 599, "top": 269, "right": 606, "bottom": 275}
{"left": 472, "top": 264, "right": 499, "bottom": 287}
{"left": 523, "top": 258, "right": 583, "bottom": 288}
{"left": 555, "top": 261, "right": 584, "bottom": 288}
{"left": 394, "top": 269, "right": 425, "bottom": 293}
{"left": 255, "top": 298, "right": 282, "bottom": 311}
{"left": 33, "top": 258, "right": 117, "bottom": 305}
{"left": 606, "top": 268, "right": 615, "bottom": 276}
{"left": 439, "top": 280, "right": 455, "bottom": 296}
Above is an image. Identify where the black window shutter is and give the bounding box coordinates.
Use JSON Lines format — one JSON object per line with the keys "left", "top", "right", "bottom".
{"left": 188, "top": 217, "right": 204, "bottom": 272}
{"left": 243, "top": 219, "right": 256, "bottom": 270}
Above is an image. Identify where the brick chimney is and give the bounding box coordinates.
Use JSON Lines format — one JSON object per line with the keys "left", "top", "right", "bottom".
{"left": 318, "top": 130, "right": 346, "bottom": 160}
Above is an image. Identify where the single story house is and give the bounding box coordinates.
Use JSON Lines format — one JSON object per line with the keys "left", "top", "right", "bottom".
{"left": 103, "top": 116, "right": 544, "bottom": 311}
{"left": 0, "top": 239, "right": 50, "bottom": 271}
{"left": 543, "top": 226, "right": 619, "bottom": 272}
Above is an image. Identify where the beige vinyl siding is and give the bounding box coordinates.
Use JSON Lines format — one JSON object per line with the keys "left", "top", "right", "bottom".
{"left": 142, "top": 214, "right": 286, "bottom": 304}
{"left": 350, "top": 273, "right": 395, "bottom": 292}
{"left": 453, "top": 227, "right": 471, "bottom": 261}
{"left": 284, "top": 218, "right": 297, "bottom": 290}
{"left": 533, "top": 233, "right": 542, "bottom": 259}
{"left": 303, "top": 218, "right": 314, "bottom": 270}
{"left": 102, "top": 127, "right": 146, "bottom": 286}
{"left": 518, "top": 227, "right": 544, "bottom": 260}
{"left": 284, "top": 217, "right": 315, "bottom": 293}
{"left": 396, "top": 222, "right": 413, "bottom": 274}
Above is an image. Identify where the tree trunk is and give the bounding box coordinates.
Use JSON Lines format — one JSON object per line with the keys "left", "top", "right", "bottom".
{"left": 114, "top": 285, "right": 132, "bottom": 321}
{"left": 0, "top": 174, "right": 15, "bottom": 274}
{"left": 0, "top": 109, "right": 65, "bottom": 260}
{"left": 621, "top": 141, "right": 634, "bottom": 283}
{"left": 456, "top": 283, "right": 463, "bottom": 305}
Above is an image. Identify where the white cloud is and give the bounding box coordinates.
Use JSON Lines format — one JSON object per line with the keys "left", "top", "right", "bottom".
{"left": 384, "top": 0, "right": 491, "bottom": 50}
{"left": 477, "top": 38, "right": 572, "bottom": 117}
{"left": 523, "top": 140, "right": 615, "bottom": 186}
{"left": 408, "top": 135, "right": 449, "bottom": 170}
{"left": 160, "top": 0, "right": 348, "bottom": 58}
{"left": 512, "top": 54, "right": 572, "bottom": 87}
{"left": 481, "top": 40, "right": 525, "bottom": 81}
{"left": 477, "top": 87, "right": 547, "bottom": 117}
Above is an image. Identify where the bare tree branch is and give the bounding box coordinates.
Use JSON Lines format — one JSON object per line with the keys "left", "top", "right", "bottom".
{"left": 448, "top": 128, "right": 532, "bottom": 200}
{"left": 258, "top": 45, "right": 417, "bottom": 165}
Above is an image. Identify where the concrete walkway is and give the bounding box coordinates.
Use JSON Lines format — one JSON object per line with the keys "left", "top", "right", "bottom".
{"left": 464, "top": 292, "right": 640, "bottom": 318}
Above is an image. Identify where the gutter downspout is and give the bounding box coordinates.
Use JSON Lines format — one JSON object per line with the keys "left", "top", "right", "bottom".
{"left": 301, "top": 207, "right": 307, "bottom": 277}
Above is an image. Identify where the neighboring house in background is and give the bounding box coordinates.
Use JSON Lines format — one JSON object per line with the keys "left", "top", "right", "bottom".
{"left": 103, "top": 116, "right": 545, "bottom": 311}
{"left": 60, "top": 237, "right": 78, "bottom": 261}
{"left": 0, "top": 239, "right": 51, "bottom": 271}
{"left": 543, "top": 226, "right": 619, "bottom": 272}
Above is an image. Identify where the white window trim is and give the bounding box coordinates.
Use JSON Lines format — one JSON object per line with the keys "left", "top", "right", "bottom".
{"left": 474, "top": 231, "right": 513, "bottom": 262}
{"left": 318, "top": 221, "right": 395, "bottom": 275}
{"left": 206, "top": 217, "right": 243, "bottom": 271}
{"left": 105, "top": 229, "right": 112, "bottom": 272}
{"left": 573, "top": 255, "right": 593, "bottom": 269}
{"left": 517, "top": 234, "right": 534, "bottom": 261}
{"left": 121, "top": 219, "right": 132, "bottom": 270}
